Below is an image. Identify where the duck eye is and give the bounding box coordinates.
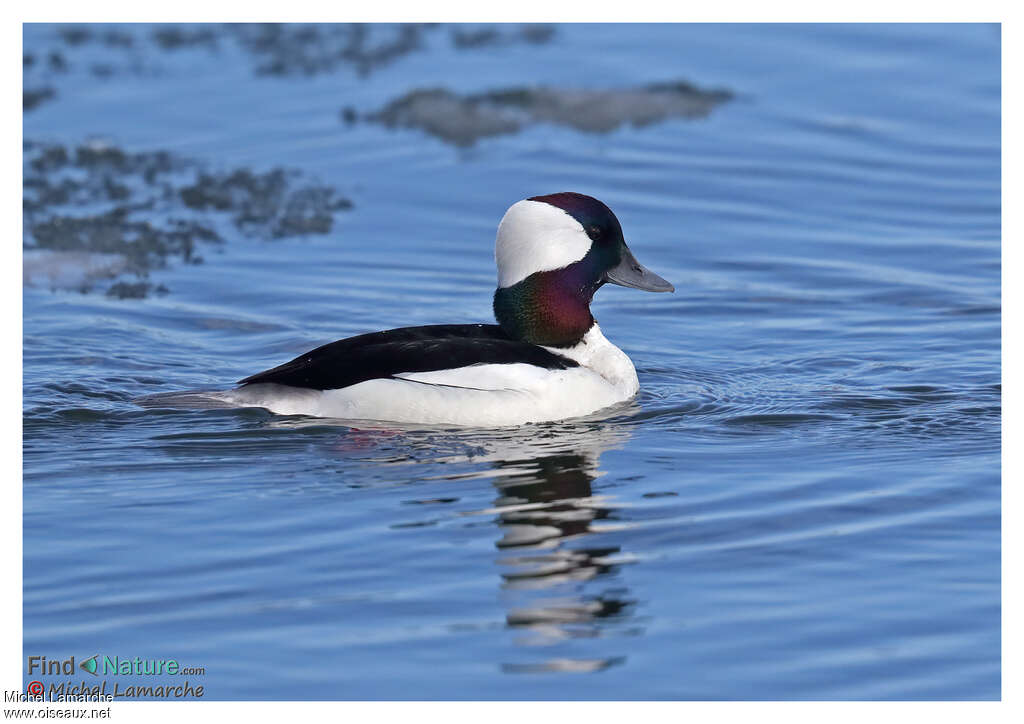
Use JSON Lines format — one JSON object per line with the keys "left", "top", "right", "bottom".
{"left": 588, "top": 225, "right": 602, "bottom": 239}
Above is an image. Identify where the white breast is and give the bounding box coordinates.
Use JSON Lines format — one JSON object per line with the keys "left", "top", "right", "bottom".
{"left": 541, "top": 324, "right": 639, "bottom": 398}
{"left": 217, "top": 324, "right": 639, "bottom": 426}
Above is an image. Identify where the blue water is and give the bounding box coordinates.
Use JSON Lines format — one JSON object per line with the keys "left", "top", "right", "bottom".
{"left": 23, "top": 23, "right": 1000, "bottom": 699}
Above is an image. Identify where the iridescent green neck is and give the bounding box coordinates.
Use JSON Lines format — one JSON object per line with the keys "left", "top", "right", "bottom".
{"left": 493, "top": 263, "right": 599, "bottom": 347}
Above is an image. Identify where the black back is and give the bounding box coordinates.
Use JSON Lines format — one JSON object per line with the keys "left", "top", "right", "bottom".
{"left": 238, "top": 324, "right": 579, "bottom": 391}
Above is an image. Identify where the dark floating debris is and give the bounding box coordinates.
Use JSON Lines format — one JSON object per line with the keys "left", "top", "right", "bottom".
{"left": 180, "top": 169, "right": 353, "bottom": 238}
{"left": 23, "top": 140, "right": 352, "bottom": 298}
{"left": 106, "top": 281, "right": 169, "bottom": 299}
{"left": 231, "top": 23, "right": 553, "bottom": 77}
{"left": 48, "top": 51, "right": 69, "bottom": 72}
{"left": 72, "top": 143, "right": 179, "bottom": 179}
{"left": 23, "top": 87, "right": 56, "bottom": 111}
{"left": 23, "top": 140, "right": 184, "bottom": 215}
{"left": 30, "top": 211, "right": 216, "bottom": 274}
{"left": 151, "top": 25, "right": 219, "bottom": 50}
{"left": 28, "top": 23, "right": 556, "bottom": 87}
{"left": 21, "top": 22, "right": 560, "bottom": 115}
{"left": 365, "top": 81, "right": 734, "bottom": 146}
{"left": 57, "top": 25, "right": 92, "bottom": 46}
{"left": 229, "top": 22, "right": 432, "bottom": 77}
{"left": 450, "top": 24, "right": 554, "bottom": 49}
{"left": 56, "top": 25, "right": 133, "bottom": 48}
{"left": 40, "top": 23, "right": 437, "bottom": 79}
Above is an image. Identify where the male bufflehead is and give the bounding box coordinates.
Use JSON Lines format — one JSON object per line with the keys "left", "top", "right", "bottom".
{"left": 165, "top": 193, "right": 673, "bottom": 426}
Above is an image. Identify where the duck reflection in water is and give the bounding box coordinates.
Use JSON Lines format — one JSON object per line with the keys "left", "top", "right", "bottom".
{"left": 266, "top": 413, "right": 641, "bottom": 674}
{"left": 478, "top": 421, "right": 639, "bottom": 673}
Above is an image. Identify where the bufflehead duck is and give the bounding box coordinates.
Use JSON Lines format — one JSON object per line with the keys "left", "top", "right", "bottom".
{"left": 169, "top": 192, "right": 673, "bottom": 426}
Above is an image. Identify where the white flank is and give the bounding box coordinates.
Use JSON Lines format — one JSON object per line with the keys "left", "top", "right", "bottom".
{"left": 495, "top": 199, "right": 592, "bottom": 288}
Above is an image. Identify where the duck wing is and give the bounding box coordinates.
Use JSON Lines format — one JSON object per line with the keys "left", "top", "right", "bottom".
{"left": 237, "top": 324, "right": 578, "bottom": 391}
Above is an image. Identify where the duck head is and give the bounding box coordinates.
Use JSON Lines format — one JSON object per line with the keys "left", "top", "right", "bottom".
{"left": 493, "top": 192, "right": 674, "bottom": 347}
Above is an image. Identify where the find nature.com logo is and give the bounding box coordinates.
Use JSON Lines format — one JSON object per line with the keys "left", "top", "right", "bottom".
{"left": 28, "top": 655, "right": 201, "bottom": 677}
{"left": 24, "top": 655, "right": 206, "bottom": 700}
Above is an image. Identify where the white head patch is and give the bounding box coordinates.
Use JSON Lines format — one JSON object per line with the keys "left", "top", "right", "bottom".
{"left": 495, "top": 199, "right": 592, "bottom": 288}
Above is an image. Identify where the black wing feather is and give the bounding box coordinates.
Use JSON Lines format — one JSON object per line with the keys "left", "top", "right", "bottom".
{"left": 237, "top": 324, "right": 578, "bottom": 391}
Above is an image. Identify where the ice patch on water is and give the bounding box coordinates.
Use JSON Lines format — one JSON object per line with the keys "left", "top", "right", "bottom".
{"left": 23, "top": 249, "right": 128, "bottom": 291}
